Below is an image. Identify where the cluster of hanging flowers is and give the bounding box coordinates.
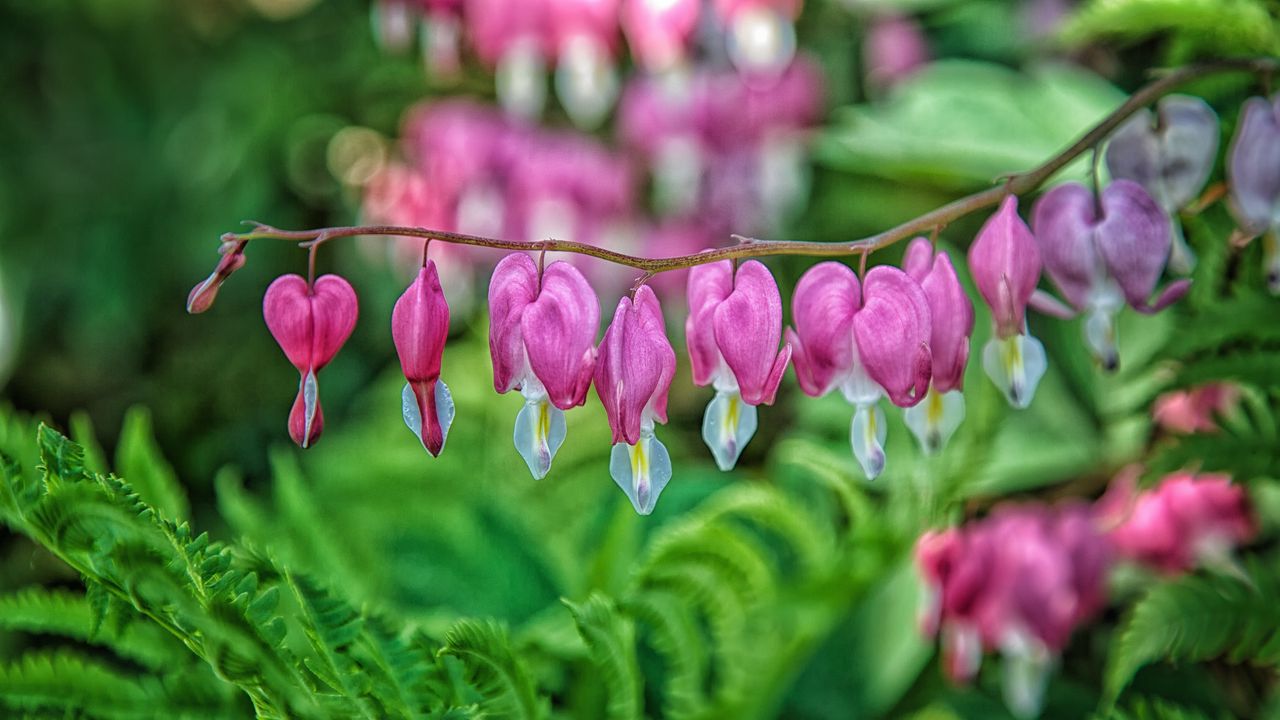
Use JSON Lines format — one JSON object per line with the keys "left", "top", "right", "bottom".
{"left": 915, "top": 470, "right": 1256, "bottom": 718}
{"left": 189, "top": 86, "right": 1278, "bottom": 516}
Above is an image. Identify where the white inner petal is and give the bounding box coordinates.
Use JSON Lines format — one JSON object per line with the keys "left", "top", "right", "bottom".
{"left": 903, "top": 386, "right": 966, "bottom": 456}
{"left": 850, "top": 402, "right": 887, "bottom": 480}
{"left": 514, "top": 397, "right": 567, "bottom": 480}
{"left": 555, "top": 34, "right": 618, "bottom": 129}
{"left": 982, "top": 333, "right": 1047, "bottom": 410}
{"left": 609, "top": 429, "right": 672, "bottom": 515}
{"left": 999, "top": 627, "right": 1054, "bottom": 720}
{"left": 701, "top": 389, "right": 758, "bottom": 471}
{"left": 496, "top": 36, "right": 547, "bottom": 120}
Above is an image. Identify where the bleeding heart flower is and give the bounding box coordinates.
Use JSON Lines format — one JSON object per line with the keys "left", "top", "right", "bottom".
{"left": 686, "top": 259, "right": 791, "bottom": 470}
{"left": 1031, "top": 180, "right": 1187, "bottom": 370}
{"left": 1152, "top": 382, "right": 1239, "bottom": 435}
{"left": 901, "top": 238, "right": 974, "bottom": 454}
{"left": 787, "top": 262, "right": 931, "bottom": 478}
{"left": 1227, "top": 94, "right": 1280, "bottom": 293}
{"left": 393, "top": 260, "right": 453, "bottom": 456}
{"left": 263, "top": 274, "right": 359, "bottom": 449}
{"left": 1105, "top": 95, "right": 1218, "bottom": 274}
{"left": 621, "top": 0, "right": 700, "bottom": 72}
{"left": 1099, "top": 471, "right": 1255, "bottom": 575}
{"left": 489, "top": 252, "right": 600, "bottom": 479}
{"left": 549, "top": 0, "right": 622, "bottom": 128}
{"left": 596, "top": 285, "right": 676, "bottom": 514}
{"left": 967, "top": 196, "right": 1046, "bottom": 408}
{"left": 714, "top": 0, "right": 802, "bottom": 74}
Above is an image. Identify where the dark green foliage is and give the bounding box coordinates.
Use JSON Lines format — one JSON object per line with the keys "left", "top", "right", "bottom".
{"left": 1104, "top": 560, "right": 1280, "bottom": 707}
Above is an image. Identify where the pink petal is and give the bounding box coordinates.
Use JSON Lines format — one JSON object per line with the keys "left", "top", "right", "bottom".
{"left": 524, "top": 260, "right": 601, "bottom": 409}
{"left": 713, "top": 261, "right": 788, "bottom": 405}
{"left": 263, "top": 274, "right": 358, "bottom": 373}
{"left": 488, "top": 253, "right": 540, "bottom": 394}
{"left": 685, "top": 259, "right": 734, "bottom": 387}
{"left": 1094, "top": 180, "right": 1172, "bottom": 308}
{"left": 288, "top": 385, "right": 324, "bottom": 449}
{"left": 968, "top": 195, "right": 1041, "bottom": 338}
{"left": 1031, "top": 183, "right": 1100, "bottom": 311}
{"left": 595, "top": 286, "right": 676, "bottom": 444}
{"left": 917, "top": 251, "right": 974, "bottom": 393}
{"left": 789, "top": 262, "right": 861, "bottom": 397}
{"left": 1227, "top": 96, "right": 1280, "bottom": 235}
{"left": 393, "top": 262, "right": 451, "bottom": 385}
{"left": 902, "top": 236, "right": 933, "bottom": 282}
{"left": 854, "top": 266, "right": 932, "bottom": 407}
{"left": 309, "top": 275, "right": 359, "bottom": 370}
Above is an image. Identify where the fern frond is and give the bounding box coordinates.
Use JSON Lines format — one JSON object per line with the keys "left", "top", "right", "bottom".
{"left": 114, "top": 406, "right": 189, "bottom": 521}
{"left": 1104, "top": 561, "right": 1280, "bottom": 706}
{"left": 623, "top": 591, "right": 708, "bottom": 719}
{"left": 439, "top": 618, "right": 547, "bottom": 720}
{"left": 564, "top": 595, "right": 642, "bottom": 720}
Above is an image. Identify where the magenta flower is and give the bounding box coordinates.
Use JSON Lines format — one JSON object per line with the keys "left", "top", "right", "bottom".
{"left": 596, "top": 285, "right": 676, "bottom": 514}
{"left": 393, "top": 261, "right": 453, "bottom": 457}
{"left": 915, "top": 503, "right": 1112, "bottom": 718}
{"left": 1031, "top": 180, "right": 1187, "bottom": 370}
{"left": 489, "top": 252, "right": 600, "bottom": 479}
{"left": 863, "top": 12, "right": 929, "bottom": 91}
{"left": 787, "top": 263, "right": 931, "bottom": 478}
{"left": 686, "top": 259, "right": 792, "bottom": 470}
{"left": 548, "top": 0, "right": 622, "bottom": 128}
{"left": 967, "top": 196, "right": 1046, "bottom": 408}
{"left": 1152, "top": 382, "right": 1240, "bottom": 435}
{"left": 901, "top": 238, "right": 974, "bottom": 454}
{"left": 1227, "top": 94, "right": 1280, "bottom": 292}
{"left": 263, "top": 274, "right": 359, "bottom": 449}
{"left": 467, "top": 0, "right": 550, "bottom": 118}
{"left": 1105, "top": 95, "right": 1218, "bottom": 274}
{"left": 713, "top": 0, "right": 802, "bottom": 74}
{"left": 1099, "top": 471, "right": 1256, "bottom": 575}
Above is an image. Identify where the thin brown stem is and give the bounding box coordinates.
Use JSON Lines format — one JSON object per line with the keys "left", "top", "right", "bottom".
{"left": 219, "top": 58, "right": 1276, "bottom": 276}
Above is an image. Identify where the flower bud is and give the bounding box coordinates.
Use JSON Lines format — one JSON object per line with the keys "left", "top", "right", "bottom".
{"left": 393, "top": 261, "right": 452, "bottom": 456}
{"left": 686, "top": 259, "right": 791, "bottom": 470}
{"left": 263, "top": 274, "right": 359, "bottom": 448}
{"left": 596, "top": 285, "right": 676, "bottom": 514}
{"left": 187, "top": 241, "right": 247, "bottom": 314}
{"left": 968, "top": 196, "right": 1047, "bottom": 408}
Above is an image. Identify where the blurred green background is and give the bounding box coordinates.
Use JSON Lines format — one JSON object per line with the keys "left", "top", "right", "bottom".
{"left": 1, "top": 0, "right": 1278, "bottom": 717}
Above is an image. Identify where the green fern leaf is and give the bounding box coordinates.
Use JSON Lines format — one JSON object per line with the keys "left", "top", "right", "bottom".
{"left": 623, "top": 591, "right": 708, "bottom": 719}
{"left": 1104, "top": 562, "right": 1280, "bottom": 706}
{"left": 564, "top": 595, "right": 642, "bottom": 720}
{"left": 286, "top": 572, "right": 375, "bottom": 713}
{"left": 438, "top": 618, "right": 546, "bottom": 720}
{"left": 1059, "top": 0, "right": 1280, "bottom": 57}
{"left": 114, "top": 406, "right": 189, "bottom": 521}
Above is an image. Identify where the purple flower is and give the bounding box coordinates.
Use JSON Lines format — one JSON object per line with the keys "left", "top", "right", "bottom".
{"left": 489, "top": 252, "right": 600, "bottom": 478}
{"left": 686, "top": 259, "right": 792, "bottom": 470}
{"left": 263, "top": 274, "right": 359, "bottom": 449}
{"left": 967, "top": 196, "right": 1047, "bottom": 408}
{"left": 596, "top": 285, "right": 676, "bottom": 514}
{"left": 902, "top": 238, "right": 974, "bottom": 454}
{"left": 1105, "top": 95, "right": 1218, "bottom": 274}
{"left": 393, "top": 261, "right": 453, "bottom": 456}
{"left": 1031, "top": 180, "right": 1187, "bottom": 370}
{"left": 787, "top": 263, "right": 931, "bottom": 478}
{"left": 1227, "top": 95, "right": 1280, "bottom": 292}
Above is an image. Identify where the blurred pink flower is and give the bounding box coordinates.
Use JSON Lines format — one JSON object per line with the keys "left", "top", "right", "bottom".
{"left": 621, "top": 0, "right": 701, "bottom": 71}
{"left": 864, "top": 12, "right": 928, "bottom": 90}
{"left": 1099, "top": 470, "right": 1256, "bottom": 575}
{"left": 1152, "top": 383, "right": 1240, "bottom": 434}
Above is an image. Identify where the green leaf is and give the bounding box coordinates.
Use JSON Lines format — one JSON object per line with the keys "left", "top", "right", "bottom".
{"left": 439, "top": 619, "right": 547, "bottom": 720}
{"left": 1059, "top": 0, "right": 1279, "bottom": 58}
{"left": 815, "top": 61, "right": 1125, "bottom": 188}
{"left": 115, "top": 406, "right": 189, "bottom": 521}
{"left": 1104, "top": 562, "right": 1280, "bottom": 707}
{"left": 564, "top": 595, "right": 642, "bottom": 720}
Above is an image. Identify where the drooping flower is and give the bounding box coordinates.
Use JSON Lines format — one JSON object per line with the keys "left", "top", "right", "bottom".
{"left": 489, "top": 252, "right": 600, "bottom": 479}
{"left": 467, "top": 0, "right": 550, "bottom": 119}
{"left": 263, "top": 274, "right": 359, "bottom": 448}
{"left": 1098, "top": 471, "right": 1255, "bottom": 575}
{"left": 713, "top": 0, "right": 803, "bottom": 75}
{"left": 393, "top": 260, "right": 453, "bottom": 456}
{"left": 967, "top": 195, "right": 1046, "bottom": 408}
{"left": 187, "top": 240, "right": 247, "bottom": 314}
{"left": 686, "top": 259, "right": 791, "bottom": 470}
{"left": 915, "top": 502, "right": 1112, "bottom": 718}
{"left": 548, "top": 0, "right": 622, "bottom": 128}
{"left": 621, "top": 0, "right": 701, "bottom": 72}
{"left": 901, "top": 238, "right": 974, "bottom": 454}
{"left": 1152, "top": 382, "right": 1240, "bottom": 435}
{"left": 1227, "top": 94, "right": 1280, "bottom": 293}
{"left": 1105, "top": 95, "right": 1219, "bottom": 274}
{"left": 1031, "top": 180, "right": 1187, "bottom": 370}
{"left": 596, "top": 285, "right": 677, "bottom": 514}
{"left": 787, "top": 263, "right": 931, "bottom": 478}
